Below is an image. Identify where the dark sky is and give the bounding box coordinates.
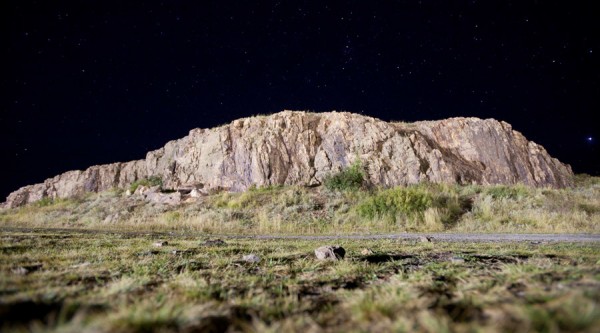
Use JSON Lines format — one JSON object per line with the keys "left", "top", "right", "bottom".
{"left": 1, "top": 1, "right": 598, "bottom": 199}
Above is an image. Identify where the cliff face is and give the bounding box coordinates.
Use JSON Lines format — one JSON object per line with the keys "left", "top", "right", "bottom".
{"left": 4, "top": 111, "right": 574, "bottom": 208}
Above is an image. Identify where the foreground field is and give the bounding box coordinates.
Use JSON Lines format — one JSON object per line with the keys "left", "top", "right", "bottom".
{"left": 1, "top": 230, "right": 599, "bottom": 332}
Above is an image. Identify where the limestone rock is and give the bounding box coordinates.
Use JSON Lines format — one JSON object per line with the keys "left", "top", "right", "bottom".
{"left": 4, "top": 111, "right": 574, "bottom": 207}
{"left": 315, "top": 245, "right": 346, "bottom": 260}
{"left": 242, "top": 254, "right": 261, "bottom": 263}
{"left": 360, "top": 248, "right": 374, "bottom": 255}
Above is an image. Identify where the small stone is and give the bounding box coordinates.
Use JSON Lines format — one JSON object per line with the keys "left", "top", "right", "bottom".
{"left": 360, "top": 248, "right": 374, "bottom": 255}
{"left": 12, "top": 267, "right": 29, "bottom": 275}
{"left": 71, "top": 262, "right": 91, "bottom": 268}
{"left": 134, "top": 185, "right": 148, "bottom": 196}
{"left": 242, "top": 254, "right": 261, "bottom": 263}
{"left": 12, "top": 263, "right": 43, "bottom": 275}
{"left": 314, "top": 246, "right": 346, "bottom": 260}
{"left": 419, "top": 236, "right": 433, "bottom": 243}
{"left": 450, "top": 256, "right": 465, "bottom": 264}
{"left": 202, "top": 239, "right": 226, "bottom": 246}
{"left": 153, "top": 241, "right": 168, "bottom": 247}
{"left": 138, "top": 250, "right": 159, "bottom": 256}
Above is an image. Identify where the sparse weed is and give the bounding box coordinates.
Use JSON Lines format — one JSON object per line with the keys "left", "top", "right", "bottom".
{"left": 129, "top": 176, "right": 163, "bottom": 193}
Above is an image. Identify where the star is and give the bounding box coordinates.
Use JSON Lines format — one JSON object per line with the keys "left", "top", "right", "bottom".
{"left": 587, "top": 137, "right": 593, "bottom": 142}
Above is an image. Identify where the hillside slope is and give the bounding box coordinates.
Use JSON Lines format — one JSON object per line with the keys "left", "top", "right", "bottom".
{"left": 4, "top": 111, "right": 573, "bottom": 207}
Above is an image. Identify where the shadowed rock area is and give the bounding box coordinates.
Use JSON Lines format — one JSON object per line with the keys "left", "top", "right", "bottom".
{"left": 3, "top": 111, "right": 573, "bottom": 207}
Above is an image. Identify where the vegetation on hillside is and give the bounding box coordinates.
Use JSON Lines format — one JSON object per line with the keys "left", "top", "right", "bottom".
{"left": 1, "top": 173, "right": 598, "bottom": 234}
{"left": 323, "top": 160, "right": 365, "bottom": 191}
{"left": 129, "top": 176, "right": 163, "bottom": 193}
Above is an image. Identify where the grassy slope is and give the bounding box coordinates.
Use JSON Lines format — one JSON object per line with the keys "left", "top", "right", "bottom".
{"left": 1, "top": 175, "right": 599, "bottom": 234}
{"left": 1, "top": 231, "right": 599, "bottom": 332}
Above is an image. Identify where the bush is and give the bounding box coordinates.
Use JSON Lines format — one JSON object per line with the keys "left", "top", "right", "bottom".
{"left": 484, "top": 184, "right": 530, "bottom": 200}
{"left": 356, "top": 187, "right": 433, "bottom": 219}
{"left": 324, "top": 161, "right": 365, "bottom": 191}
{"left": 130, "top": 176, "right": 163, "bottom": 193}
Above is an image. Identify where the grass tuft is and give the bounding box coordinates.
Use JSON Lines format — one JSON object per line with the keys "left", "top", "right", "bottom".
{"left": 129, "top": 176, "right": 163, "bottom": 193}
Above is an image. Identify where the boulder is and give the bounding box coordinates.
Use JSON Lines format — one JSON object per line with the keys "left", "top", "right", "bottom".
{"left": 145, "top": 192, "right": 181, "bottom": 205}
{"left": 315, "top": 245, "right": 346, "bottom": 260}
{"left": 4, "top": 111, "right": 574, "bottom": 207}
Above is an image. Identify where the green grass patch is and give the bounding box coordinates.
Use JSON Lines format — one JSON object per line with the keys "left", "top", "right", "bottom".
{"left": 324, "top": 161, "right": 365, "bottom": 191}
{"left": 356, "top": 187, "right": 433, "bottom": 219}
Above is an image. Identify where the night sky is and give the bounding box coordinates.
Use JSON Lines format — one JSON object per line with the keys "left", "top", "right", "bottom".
{"left": 2, "top": 1, "right": 598, "bottom": 199}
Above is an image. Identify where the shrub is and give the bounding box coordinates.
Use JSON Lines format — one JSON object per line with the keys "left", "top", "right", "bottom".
{"left": 324, "top": 161, "right": 365, "bottom": 191}
{"left": 356, "top": 187, "right": 433, "bottom": 219}
{"left": 130, "top": 176, "right": 163, "bottom": 193}
{"left": 484, "top": 184, "right": 530, "bottom": 200}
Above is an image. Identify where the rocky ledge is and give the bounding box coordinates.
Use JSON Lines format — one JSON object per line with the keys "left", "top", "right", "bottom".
{"left": 4, "top": 111, "right": 573, "bottom": 208}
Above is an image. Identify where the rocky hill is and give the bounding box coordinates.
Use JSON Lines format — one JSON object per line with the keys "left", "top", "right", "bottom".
{"left": 4, "top": 111, "right": 573, "bottom": 208}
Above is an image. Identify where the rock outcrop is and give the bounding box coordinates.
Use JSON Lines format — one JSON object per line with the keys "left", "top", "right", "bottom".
{"left": 3, "top": 111, "right": 573, "bottom": 208}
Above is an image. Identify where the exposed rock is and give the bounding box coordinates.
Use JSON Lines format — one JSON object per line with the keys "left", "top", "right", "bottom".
{"left": 242, "top": 254, "right": 261, "bottom": 263}
{"left": 170, "top": 249, "right": 195, "bottom": 255}
{"left": 450, "top": 256, "right": 466, "bottom": 264}
{"left": 12, "top": 264, "right": 43, "bottom": 275}
{"left": 137, "top": 250, "right": 160, "bottom": 256}
{"left": 315, "top": 245, "right": 346, "bottom": 260}
{"left": 153, "top": 241, "right": 168, "bottom": 247}
{"left": 4, "top": 111, "right": 574, "bottom": 207}
{"left": 360, "top": 248, "right": 374, "bottom": 255}
{"left": 71, "top": 262, "right": 91, "bottom": 268}
{"left": 133, "top": 185, "right": 148, "bottom": 196}
{"left": 202, "top": 239, "right": 226, "bottom": 246}
{"left": 145, "top": 192, "right": 181, "bottom": 205}
{"left": 419, "top": 236, "right": 433, "bottom": 243}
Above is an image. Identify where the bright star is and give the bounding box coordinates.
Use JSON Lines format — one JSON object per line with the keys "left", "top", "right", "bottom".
{"left": 588, "top": 137, "right": 593, "bottom": 142}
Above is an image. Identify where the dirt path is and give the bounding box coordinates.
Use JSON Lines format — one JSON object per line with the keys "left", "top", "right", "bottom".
{"left": 1, "top": 227, "right": 598, "bottom": 243}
